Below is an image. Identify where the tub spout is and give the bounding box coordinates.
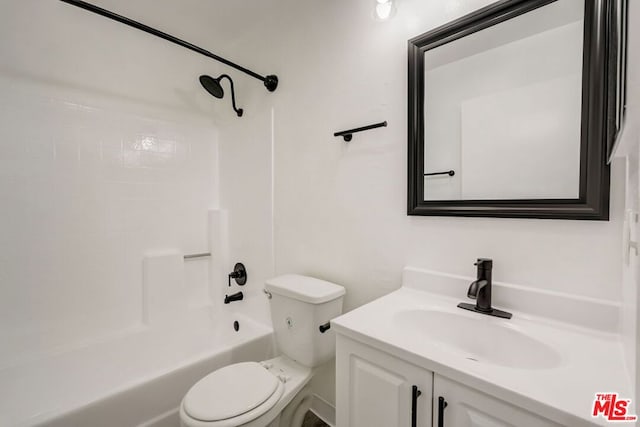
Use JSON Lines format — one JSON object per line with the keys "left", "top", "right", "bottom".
{"left": 224, "top": 291, "right": 244, "bottom": 304}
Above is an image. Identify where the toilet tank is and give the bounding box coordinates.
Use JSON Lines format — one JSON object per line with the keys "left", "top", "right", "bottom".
{"left": 265, "top": 274, "right": 345, "bottom": 368}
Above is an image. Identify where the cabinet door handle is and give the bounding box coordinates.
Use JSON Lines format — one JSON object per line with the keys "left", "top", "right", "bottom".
{"left": 411, "top": 385, "right": 422, "bottom": 427}
{"left": 437, "top": 396, "right": 448, "bottom": 427}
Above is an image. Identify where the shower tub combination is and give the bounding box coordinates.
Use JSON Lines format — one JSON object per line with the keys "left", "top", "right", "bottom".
{"left": 0, "top": 310, "right": 274, "bottom": 427}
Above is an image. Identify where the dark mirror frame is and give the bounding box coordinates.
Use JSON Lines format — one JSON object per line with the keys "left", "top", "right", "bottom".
{"left": 408, "top": 0, "right": 625, "bottom": 220}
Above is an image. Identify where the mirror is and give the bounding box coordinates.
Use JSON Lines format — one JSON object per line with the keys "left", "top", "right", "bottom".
{"left": 408, "top": 0, "right": 625, "bottom": 220}
{"left": 424, "top": 1, "right": 583, "bottom": 201}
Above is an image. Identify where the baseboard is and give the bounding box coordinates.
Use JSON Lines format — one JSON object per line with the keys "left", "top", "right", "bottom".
{"left": 310, "top": 394, "right": 335, "bottom": 427}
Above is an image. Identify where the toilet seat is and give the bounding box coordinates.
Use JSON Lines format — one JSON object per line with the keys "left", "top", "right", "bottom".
{"left": 182, "top": 362, "right": 284, "bottom": 426}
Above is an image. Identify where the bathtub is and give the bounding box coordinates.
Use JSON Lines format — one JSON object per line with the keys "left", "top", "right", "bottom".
{"left": 0, "top": 309, "right": 274, "bottom": 427}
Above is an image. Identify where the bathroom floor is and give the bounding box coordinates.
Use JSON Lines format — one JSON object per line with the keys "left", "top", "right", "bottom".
{"left": 302, "top": 411, "right": 329, "bottom": 427}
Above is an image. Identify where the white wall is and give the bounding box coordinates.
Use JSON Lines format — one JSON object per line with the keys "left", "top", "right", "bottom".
{"left": 459, "top": 75, "right": 581, "bottom": 199}
{"left": 223, "top": 0, "right": 626, "bottom": 407}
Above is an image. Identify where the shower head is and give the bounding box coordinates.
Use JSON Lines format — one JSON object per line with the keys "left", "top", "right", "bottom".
{"left": 199, "top": 74, "right": 243, "bottom": 117}
{"left": 199, "top": 75, "right": 224, "bottom": 98}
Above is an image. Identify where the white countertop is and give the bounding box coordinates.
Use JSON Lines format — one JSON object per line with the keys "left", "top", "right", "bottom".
{"left": 332, "top": 271, "right": 632, "bottom": 427}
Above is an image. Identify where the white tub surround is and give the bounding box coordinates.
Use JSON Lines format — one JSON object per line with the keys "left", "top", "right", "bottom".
{"left": 0, "top": 75, "right": 221, "bottom": 371}
{"left": 332, "top": 267, "right": 630, "bottom": 427}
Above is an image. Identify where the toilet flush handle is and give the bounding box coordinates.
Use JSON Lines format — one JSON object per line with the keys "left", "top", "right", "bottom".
{"left": 319, "top": 322, "right": 331, "bottom": 333}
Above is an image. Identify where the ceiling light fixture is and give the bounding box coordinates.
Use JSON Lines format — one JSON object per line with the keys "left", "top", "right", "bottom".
{"left": 374, "top": 0, "right": 396, "bottom": 21}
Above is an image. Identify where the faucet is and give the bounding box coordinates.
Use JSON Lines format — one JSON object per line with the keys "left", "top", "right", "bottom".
{"left": 468, "top": 258, "right": 493, "bottom": 312}
{"left": 457, "top": 258, "right": 512, "bottom": 319}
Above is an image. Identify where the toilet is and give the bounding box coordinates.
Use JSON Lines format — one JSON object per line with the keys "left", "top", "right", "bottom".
{"left": 180, "top": 274, "right": 346, "bottom": 427}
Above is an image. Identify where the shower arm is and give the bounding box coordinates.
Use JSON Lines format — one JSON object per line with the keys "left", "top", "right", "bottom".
{"left": 58, "top": 0, "right": 279, "bottom": 92}
{"left": 219, "top": 74, "right": 243, "bottom": 117}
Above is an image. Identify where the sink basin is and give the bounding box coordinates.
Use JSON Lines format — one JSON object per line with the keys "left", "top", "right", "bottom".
{"left": 393, "top": 309, "right": 562, "bottom": 370}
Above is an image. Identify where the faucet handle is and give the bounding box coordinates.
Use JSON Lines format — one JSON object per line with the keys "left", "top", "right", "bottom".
{"left": 228, "top": 262, "right": 247, "bottom": 287}
{"left": 474, "top": 258, "right": 493, "bottom": 268}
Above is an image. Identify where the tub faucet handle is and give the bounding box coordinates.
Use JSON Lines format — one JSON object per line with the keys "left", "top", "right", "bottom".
{"left": 228, "top": 262, "right": 247, "bottom": 287}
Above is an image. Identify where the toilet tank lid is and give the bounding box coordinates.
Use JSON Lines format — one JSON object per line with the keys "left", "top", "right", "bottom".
{"left": 265, "top": 274, "right": 345, "bottom": 304}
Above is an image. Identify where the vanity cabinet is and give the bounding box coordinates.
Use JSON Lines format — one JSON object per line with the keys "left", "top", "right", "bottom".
{"left": 336, "top": 335, "right": 433, "bottom": 427}
{"left": 433, "top": 375, "right": 562, "bottom": 427}
{"left": 336, "top": 335, "right": 562, "bottom": 427}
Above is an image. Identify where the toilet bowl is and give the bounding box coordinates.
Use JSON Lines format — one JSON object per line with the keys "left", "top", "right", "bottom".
{"left": 180, "top": 275, "right": 345, "bottom": 427}
{"left": 179, "top": 357, "right": 312, "bottom": 427}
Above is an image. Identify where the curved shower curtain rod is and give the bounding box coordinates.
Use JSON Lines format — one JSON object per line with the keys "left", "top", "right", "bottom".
{"left": 58, "top": 0, "right": 279, "bottom": 92}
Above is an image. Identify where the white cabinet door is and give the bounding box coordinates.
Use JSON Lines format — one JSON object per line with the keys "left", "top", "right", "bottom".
{"left": 433, "top": 375, "right": 562, "bottom": 427}
{"left": 336, "top": 335, "right": 433, "bottom": 427}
